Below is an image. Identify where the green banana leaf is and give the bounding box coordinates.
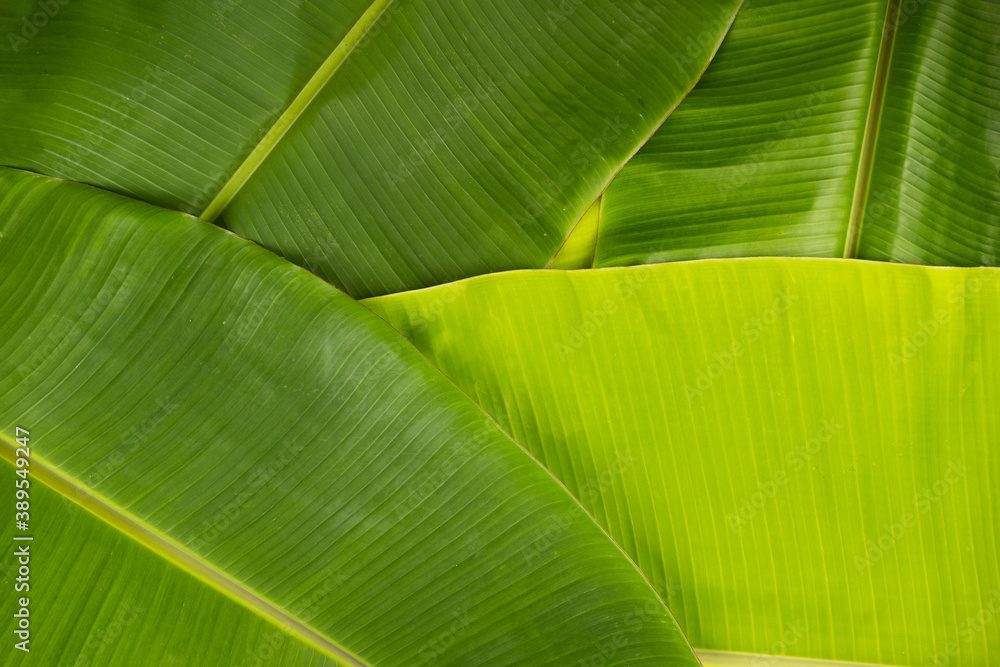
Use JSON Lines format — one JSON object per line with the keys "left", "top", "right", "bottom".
{"left": 0, "top": 167, "right": 700, "bottom": 666}
{"left": 595, "top": 0, "right": 1000, "bottom": 268}
{"left": 366, "top": 259, "right": 1000, "bottom": 666}
{"left": 2, "top": 0, "right": 998, "bottom": 664}
{"left": 857, "top": 0, "right": 1000, "bottom": 265}
{"left": 0, "top": 0, "right": 742, "bottom": 298}
{"left": 0, "top": 0, "right": 375, "bottom": 213}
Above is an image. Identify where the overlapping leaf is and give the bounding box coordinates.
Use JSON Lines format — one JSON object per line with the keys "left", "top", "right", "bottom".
{"left": 0, "top": 0, "right": 374, "bottom": 213}
{"left": 0, "top": 0, "right": 744, "bottom": 297}
{"left": 2, "top": 1, "right": 998, "bottom": 664}
{"left": 368, "top": 259, "right": 1000, "bottom": 665}
{"left": 857, "top": 0, "right": 1000, "bottom": 265}
{"left": 595, "top": 0, "right": 887, "bottom": 266}
{"left": 0, "top": 168, "right": 698, "bottom": 666}
{"left": 595, "top": 0, "right": 1000, "bottom": 268}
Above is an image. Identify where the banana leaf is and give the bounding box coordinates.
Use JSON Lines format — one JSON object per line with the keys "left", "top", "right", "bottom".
{"left": 595, "top": 0, "right": 1000, "bottom": 268}
{"left": 0, "top": 167, "right": 699, "bottom": 666}
{"left": 367, "top": 259, "right": 1000, "bottom": 666}
{"left": 0, "top": 0, "right": 743, "bottom": 298}
{"left": 2, "top": 0, "right": 998, "bottom": 664}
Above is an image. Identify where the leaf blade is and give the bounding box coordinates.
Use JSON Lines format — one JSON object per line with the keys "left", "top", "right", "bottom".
{"left": 367, "top": 258, "right": 1000, "bottom": 665}
{"left": 0, "top": 167, "right": 699, "bottom": 666}
{"left": 199, "top": 0, "right": 397, "bottom": 222}
{"left": 596, "top": 0, "right": 888, "bottom": 266}
{"left": 0, "top": 462, "right": 343, "bottom": 666}
{"left": 219, "top": 0, "right": 743, "bottom": 297}
{"left": 0, "top": 0, "right": 376, "bottom": 213}
{"left": 595, "top": 0, "right": 999, "bottom": 268}
{"left": 856, "top": 0, "right": 1000, "bottom": 265}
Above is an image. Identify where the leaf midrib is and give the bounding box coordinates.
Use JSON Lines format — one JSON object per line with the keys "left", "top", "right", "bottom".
{"left": 0, "top": 432, "right": 369, "bottom": 667}
{"left": 199, "top": 0, "right": 397, "bottom": 222}
{"left": 545, "top": 0, "right": 745, "bottom": 269}
{"left": 697, "top": 649, "right": 906, "bottom": 667}
{"left": 843, "top": 0, "right": 902, "bottom": 258}
{"left": 359, "top": 300, "right": 700, "bottom": 658}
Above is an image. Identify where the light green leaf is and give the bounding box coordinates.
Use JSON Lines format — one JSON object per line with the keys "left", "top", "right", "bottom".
{"left": 548, "top": 195, "right": 601, "bottom": 271}
{"left": 0, "top": 167, "right": 698, "bottom": 666}
{"left": 367, "top": 258, "right": 1000, "bottom": 666}
{"left": 596, "top": 0, "right": 999, "bottom": 268}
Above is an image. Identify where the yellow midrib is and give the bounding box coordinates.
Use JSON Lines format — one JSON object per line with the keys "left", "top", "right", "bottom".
{"left": 0, "top": 433, "right": 369, "bottom": 667}
{"left": 199, "top": 0, "right": 397, "bottom": 222}
{"left": 546, "top": 193, "right": 602, "bottom": 269}
{"left": 698, "top": 649, "right": 906, "bottom": 667}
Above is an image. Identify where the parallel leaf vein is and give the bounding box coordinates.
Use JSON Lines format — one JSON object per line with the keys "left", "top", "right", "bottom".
{"left": 199, "top": 0, "right": 397, "bottom": 222}
{"left": 0, "top": 433, "right": 369, "bottom": 667}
